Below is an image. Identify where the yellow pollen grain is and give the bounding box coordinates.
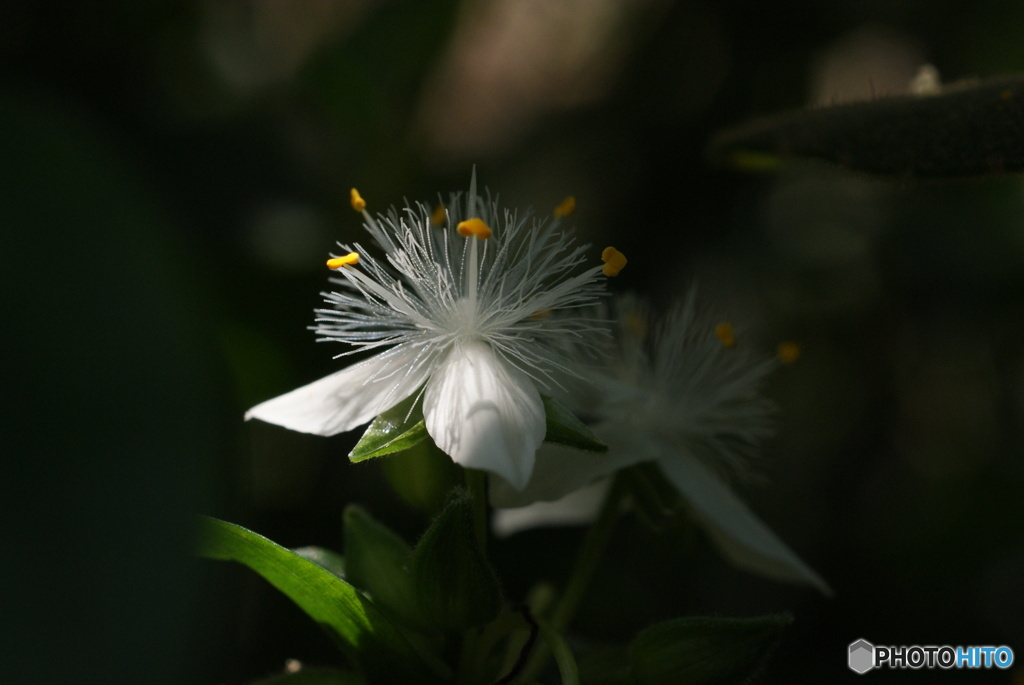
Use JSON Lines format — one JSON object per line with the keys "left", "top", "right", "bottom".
{"left": 777, "top": 341, "right": 801, "bottom": 364}
{"left": 431, "top": 204, "right": 447, "bottom": 226}
{"left": 554, "top": 196, "right": 576, "bottom": 217}
{"left": 715, "top": 323, "right": 736, "bottom": 348}
{"left": 327, "top": 252, "right": 360, "bottom": 269}
{"left": 350, "top": 188, "right": 366, "bottom": 212}
{"left": 457, "top": 217, "right": 492, "bottom": 239}
{"left": 601, "top": 246, "right": 627, "bottom": 277}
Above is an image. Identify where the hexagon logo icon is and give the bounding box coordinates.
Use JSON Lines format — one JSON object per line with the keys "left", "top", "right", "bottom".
{"left": 849, "top": 639, "right": 875, "bottom": 674}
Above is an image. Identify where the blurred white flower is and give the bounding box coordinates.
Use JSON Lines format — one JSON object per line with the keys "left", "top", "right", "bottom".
{"left": 246, "top": 174, "right": 623, "bottom": 490}
{"left": 491, "top": 294, "right": 830, "bottom": 593}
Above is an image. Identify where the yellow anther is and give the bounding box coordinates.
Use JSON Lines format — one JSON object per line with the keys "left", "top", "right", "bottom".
{"left": 715, "top": 323, "right": 736, "bottom": 348}
{"left": 350, "top": 188, "right": 366, "bottom": 212}
{"left": 777, "top": 341, "right": 801, "bottom": 364}
{"left": 554, "top": 196, "right": 576, "bottom": 218}
{"left": 431, "top": 204, "right": 447, "bottom": 226}
{"left": 327, "top": 252, "right": 360, "bottom": 269}
{"left": 601, "top": 246, "right": 627, "bottom": 277}
{"left": 457, "top": 217, "right": 492, "bottom": 239}
{"left": 530, "top": 309, "right": 552, "bottom": 319}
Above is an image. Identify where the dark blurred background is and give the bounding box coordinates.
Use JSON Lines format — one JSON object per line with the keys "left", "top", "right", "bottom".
{"left": 3, "top": 1, "right": 1023, "bottom": 682}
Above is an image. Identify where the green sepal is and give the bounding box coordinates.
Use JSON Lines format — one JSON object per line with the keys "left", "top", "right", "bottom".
{"left": 380, "top": 438, "right": 459, "bottom": 514}
{"left": 542, "top": 394, "right": 607, "bottom": 452}
{"left": 253, "top": 667, "right": 366, "bottom": 685}
{"left": 410, "top": 489, "right": 503, "bottom": 632}
{"left": 349, "top": 393, "right": 428, "bottom": 462}
{"left": 342, "top": 505, "right": 423, "bottom": 629}
{"left": 293, "top": 546, "right": 346, "bottom": 580}
{"left": 629, "top": 614, "right": 793, "bottom": 685}
{"left": 197, "top": 517, "right": 443, "bottom": 685}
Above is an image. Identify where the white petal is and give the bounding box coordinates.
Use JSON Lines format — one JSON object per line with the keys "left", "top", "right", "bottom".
{"left": 491, "top": 479, "right": 610, "bottom": 537}
{"left": 245, "top": 348, "right": 429, "bottom": 436}
{"left": 489, "top": 425, "right": 652, "bottom": 508}
{"left": 423, "top": 341, "right": 545, "bottom": 490}
{"left": 659, "top": 455, "right": 832, "bottom": 595}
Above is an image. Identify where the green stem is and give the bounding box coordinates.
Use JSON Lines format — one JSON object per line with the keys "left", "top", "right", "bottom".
{"left": 550, "top": 475, "right": 626, "bottom": 630}
{"left": 464, "top": 467, "right": 489, "bottom": 555}
{"left": 514, "top": 475, "right": 627, "bottom": 683}
{"left": 464, "top": 610, "right": 535, "bottom": 684}
{"left": 535, "top": 615, "right": 580, "bottom": 685}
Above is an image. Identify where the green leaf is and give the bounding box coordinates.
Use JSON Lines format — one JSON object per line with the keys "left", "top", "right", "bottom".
{"left": 197, "top": 517, "right": 442, "bottom": 685}
{"left": 542, "top": 395, "right": 607, "bottom": 453}
{"left": 253, "top": 667, "right": 366, "bottom": 685}
{"left": 410, "top": 490, "right": 503, "bottom": 631}
{"left": 342, "top": 505, "right": 423, "bottom": 629}
{"left": 629, "top": 614, "right": 792, "bottom": 685}
{"left": 710, "top": 74, "right": 1024, "bottom": 178}
{"left": 349, "top": 393, "right": 428, "bottom": 462}
{"left": 293, "top": 546, "right": 346, "bottom": 580}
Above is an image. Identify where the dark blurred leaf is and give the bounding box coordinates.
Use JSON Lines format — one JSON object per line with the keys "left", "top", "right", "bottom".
{"left": 350, "top": 393, "right": 428, "bottom": 462}
{"left": 253, "top": 666, "right": 366, "bottom": 685}
{"left": 198, "top": 517, "right": 442, "bottom": 685}
{"left": 410, "top": 490, "right": 503, "bottom": 631}
{"left": 629, "top": 614, "right": 792, "bottom": 685}
{"left": 711, "top": 75, "right": 1024, "bottom": 178}
{"left": 542, "top": 394, "right": 608, "bottom": 453}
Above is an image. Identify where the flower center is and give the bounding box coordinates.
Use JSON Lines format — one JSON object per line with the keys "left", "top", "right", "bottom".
{"left": 449, "top": 297, "right": 484, "bottom": 341}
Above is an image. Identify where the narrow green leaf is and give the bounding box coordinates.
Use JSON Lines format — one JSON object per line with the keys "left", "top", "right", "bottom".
{"left": 410, "top": 490, "right": 503, "bottom": 631}
{"left": 293, "top": 546, "right": 346, "bottom": 580}
{"left": 342, "top": 506, "right": 422, "bottom": 628}
{"left": 629, "top": 614, "right": 792, "bottom": 685}
{"left": 542, "top": 395, "right": 607, "bottom": 453}
{"left": 197, "top": 517, "right": 442, "bottom": 685}
{"left": 349, "top": 393, "right": 428, "bottom": 462}
{"left": 253, "top": 667, "right": 366, "bottom": 685}
{"left": 709, "top": 74, "right": 1024, "bottom": 178}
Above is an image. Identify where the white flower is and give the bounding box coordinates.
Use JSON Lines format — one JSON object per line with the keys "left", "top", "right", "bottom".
{"left": 245, "top": 174, "right": 624, "bottom": 490}
{"left": 490, "top": 294, "right": 830, "bottom": 594}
